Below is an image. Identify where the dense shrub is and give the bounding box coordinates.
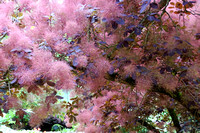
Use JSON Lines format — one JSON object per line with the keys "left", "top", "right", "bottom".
{"left": 0, "top": 0, "right": 200, "bottom": 132}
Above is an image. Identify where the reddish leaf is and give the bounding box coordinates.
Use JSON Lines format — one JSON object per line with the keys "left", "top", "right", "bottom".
{"left": 56, "top": 95, "right": 63, "bottom": 99}
{"left": 47, "top": 80, "right": 55, "bottom": 87}
{"left": 0, "top": 108, "right": 3, "bottom": 117}
{"left": 175, "top": 2, "right": 183, "bottom": 9}
{"left": 16, "top": 119, "right": 20, "bottom": 126}
{"left": 69, "top": 116, "right": 73, "bottom": 123}
{"left": 45, "top": 96, "right": 57, "bottom": 104}
{"left": 27, "top": 85, "right": 35, "bottom": 93}
{"left": 16, "top": 109, "right": 26, "bottom": 119}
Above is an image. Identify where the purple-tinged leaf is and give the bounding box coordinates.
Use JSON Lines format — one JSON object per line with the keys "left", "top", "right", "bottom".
{"left": 108, "top": 32, "right": 113, "bottom": 36}
{"left": 136, "top": 66, "right": 149, "bottom": 74}
{"left": 154, "top": 18, "right": 160, "bottom": 22}
{"left": 77, "top": 38, "right": 81, "bottom": 44}
{"left": 102, "top": 52, "right": 106, "bottom": 56}
{"left": 127, "top": 14, "right": 139, "bottom": 19}
{"left": 180, "top": 66, "right": 188, "bottom": 70}
{"left": 123, "top": 41, "right": 129, "bottom": 47}
{"left": 24, "top": 49, "right": 32, "bottom": 53}
{"left": 147, "top": 15, "right": 155, "bottom": 21}
{"left": 3, "top": 95, "right": 8, "bottom": 100}
{"left": 183, "top": 1, "right": 196, "bottom": 5}
{"left": 73, "top": 46, "right": 80, "bottom": 52}
{"left": 174, "top": 36, "right": 181, "bottom": 40}
{"left": 17, "top": 51, "right": 24, "bottom": 58}
{"left": 133, "top": 15, "right": 139, "bottom": 19}
{"left": 116, "top": 18, "right": 125, "bottom": 25}
{"left": 174, "top": 48, "right": 182, "bottom": 55}
{"left": 150, "top": 13, "right": 158, "bottom": 15}
{"left": 56, "top": 95, "right": 63, "bottom": 99}
{"left": 111, "top": 21, "right": 118, "bottom": 29}
{"left": 0, "top": 89, "right": 6, "bottom": 93}
{"left": 189, "top": 1, "right": 196, "bottom": 3}
{"left": 10, "top": 77, "right": 17, "bottom": 84}
{"left": 3, "top": 103, "right": 9, "bottom": 113}
{"left": 52, "top": 91, "right": 57, "bottom": 96}
{"left": 70, "top": 41, "right": 75, "bottom": 45}
{"left": 127, "top": 25, "right": 135, "bottom": 29}
{"left": 134, "top": 27, "right": 142, "bottom": 35}
{"left": 160, "top": 68, "right": 165, "bottom": 74}
{"left": 124, "top": 37, "right": 134, "bottom": 42}
{"left": 116, "top": 0, "right": 121, "bottom": 4}
{"left": 138, "top": 24, "right": 145, "bottom": 28}
{"left": 195, "top": 33, "right": 200, "bottom": 40}
{"left": 153, "top": 44, "right": 157, "bottom": 47}
{"left": 121, "top": 14, "right": 127, "bottom": 17}
{"left": 99, "top": 41, "right": 107, "bottom": 45}
{"left": 184, "top": 41, "right": 192, "bottom": 45}
{"left": 150, "top": 2, "right": 158, "bottom": 9}
{"left": 168, "top": 50, "right": 175, "bottom": 56}
{"left": 71, "top": 52, "right": 76, "bottom": 55}
{"left": 140, "top": 0, "right": 151, "bottom": 13}
{"left": 24, "top": 55, "right": 32, "bottom": 60}
{"left": 116, "top": 42, "right": 123, "bottom": 49}
{"left": 131, "top": 73, "right": 136, "bottom": 80}
{"left": 102, "top": 18, "right": 107, "bottom": 22}
{"left": 179, "top": 70, "right": 187, "bottom": 77}
{"left": 0, "top": 98, "right": 4, "bottom": 103}
{"left": 166, "top": 66, "right": 172, "bottom": 72}
{"left": 127, "top": 14, "right": 134, "bottom": 17}
{"left": 183, "top": 1, "right": 189, "bottom": 5}
{"left": 147, "top": 15, "right": 160, "bottom": 22}
{"left": 91, "top": 16, "right": 98, "bottom": 23}
{"left": 73, "top": 57, "right": 78, "bottom": 67}
{"left": 10, "top": 48, "right": 21, "bottom": 52}
{"left": 108, "top": 67, "right": 115, "bottom": 75}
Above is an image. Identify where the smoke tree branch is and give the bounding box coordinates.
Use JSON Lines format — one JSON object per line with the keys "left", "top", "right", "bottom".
{"left": 105, "top": 72, "right": 200, "bottom": 121}
{"left": 137, "top": 119, "right": 160, "bottom": 133}
{"left": 167, "top": 107, "right": 181, "bottom": 132}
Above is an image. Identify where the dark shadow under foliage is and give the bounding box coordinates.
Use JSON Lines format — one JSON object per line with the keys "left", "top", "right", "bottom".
{"left": 9, "top": 115, "right": 71, "bottom": 131}
{"left": 39, "top": 115, "right": 70, "bottom": 131}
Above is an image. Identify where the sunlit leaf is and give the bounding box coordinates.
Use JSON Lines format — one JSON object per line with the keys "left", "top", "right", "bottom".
{"left": 170, "top": 2, "right": 175, "bottom": 5}
{"left": 69, "top": 116, "right": 73, "bottom": 123}
{"left": 175, "top": 2, "right": 183, "bottom": 9}
{"left": 10, "top": 77, "right": 17, "bottom": 84}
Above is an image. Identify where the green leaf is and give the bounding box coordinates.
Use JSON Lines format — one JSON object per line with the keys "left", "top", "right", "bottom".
{"left": 162, "top": 25, "right": 169, "bottom": 32}
{"left": 69, "top": 116, "right": 73, "bottom": 123}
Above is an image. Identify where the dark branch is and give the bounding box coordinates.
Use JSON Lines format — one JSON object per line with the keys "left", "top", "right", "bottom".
{"left": 151, "top": 85, "right": 200, "bottom": 121}
{"left": 167, "top": 107, "right": 181, "bottom": 132}
{"left": 137, "top": 119, "right": 160, "bottom": 133}
{"left": 105, "top": 72, "right": 200, "bottom": 121}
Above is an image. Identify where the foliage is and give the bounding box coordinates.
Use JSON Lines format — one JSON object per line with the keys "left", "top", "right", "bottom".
{"left": 0, "top": 109, "right": 16, "bottom": 125}
{"left": 0, "top": 87, "right": 67, "bottom": 130}
{"left": 0, "top": 0, "right": 200, "bottom": 133}
{"left": 51, "top": 124, "right": 64, "bottom": 131}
